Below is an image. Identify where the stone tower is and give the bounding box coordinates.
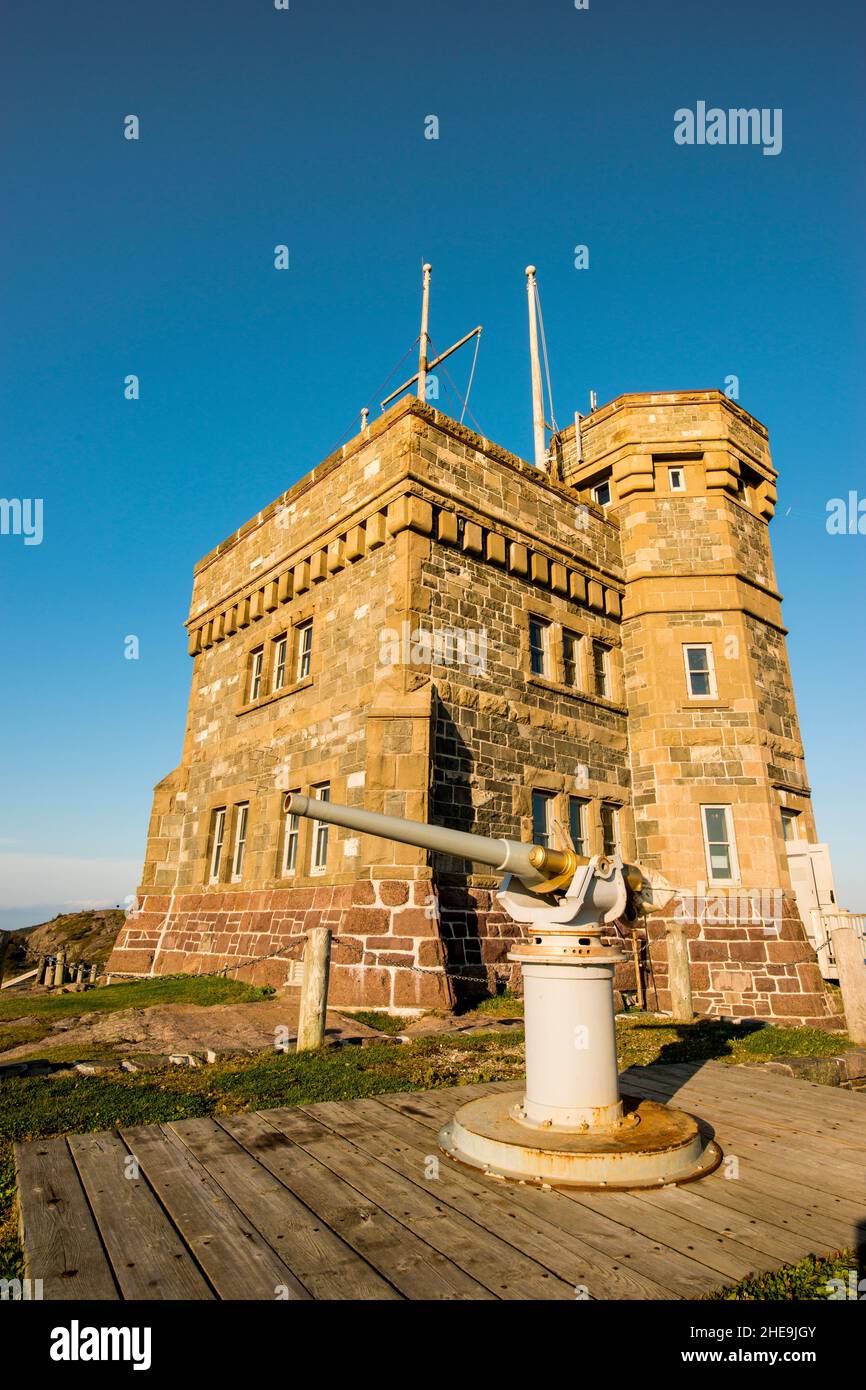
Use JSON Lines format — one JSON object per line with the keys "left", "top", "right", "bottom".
{"left": 107, "top": 392, "right": 839, "bottom": 1026}
{"left": 555, "top": 392, "right": 832, "bottom": 1023}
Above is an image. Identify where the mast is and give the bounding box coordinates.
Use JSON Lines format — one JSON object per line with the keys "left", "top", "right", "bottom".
{"left": 417, "top": 262, "right": 432, "bottom": 401}
{"left": 525, "top": 266, "right": 546, "bottom": 468}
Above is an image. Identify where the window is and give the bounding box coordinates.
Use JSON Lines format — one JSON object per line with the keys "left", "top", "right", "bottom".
{"left": 735, "top": 474, "right": 752, "bottom": 509}
{"left": 702, "top": 805, "right": 738, "bottom": 883}
{"left": 208, "top": 808, "right": 226, "bottom": 884}
{"left": 668, "top": 466, "right": 686, "bottom": 492}
{"left": 231, "top": 803, "right": 249, "bottom": 881}
{"left": 531, "top": 790, "right": 554, "bottom": 849}
{"left": 562, "top": 630, "right": 581, "bottom": 688}
{"left": 593, "top": 479, "right": 611, "bottom": 507}
{"left": 569, "top": 796, "right": 589, "bottom": 856}
{"left": 272, "top": 634, "right": 288, "bottom": 692}
{"left": 248, "top": 647, "right": 264, "bottom": 703}
{"left": 600, "top": 802, "right": 619, "bottom": 857}
{"left": 282, "top": 797, "right": 300, "bottom": 876}
{"left": 683, "top": 644, "right": 717, "bottom": 699}
{"left": 528, "top": 617, "right": 550, "bottom": 677}
{"left": 310, "top": 783, "right": 330, "bottom": 873}
{"left": 591, "top": 640, "right": 609, "bottom": 698}
{"left": 781, "top": 808, "right": 800, "bottom": 843}
{"left": 295, "top": 620, "right": 313, "bottom": 681}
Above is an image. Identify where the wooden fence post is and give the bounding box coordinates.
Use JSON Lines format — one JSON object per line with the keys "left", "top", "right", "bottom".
{"left": 296, "top": 929, "right": 332, "bottom": 1052}
{"left": 832, "top": 925, "right": 866, "bottom": 1046}
{"left": 0, "top": 934, "right": 9, "bottom": 987}
{"left": 665, "top": 922, "right": 694, "bottom": 1023}
{"left": 631, "top": 929, "right": 644, "bottom": 1009}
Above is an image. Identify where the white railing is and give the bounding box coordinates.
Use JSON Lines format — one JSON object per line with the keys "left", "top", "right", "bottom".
{"left": 810, "top": 909, "right": 866, "bottom": 979}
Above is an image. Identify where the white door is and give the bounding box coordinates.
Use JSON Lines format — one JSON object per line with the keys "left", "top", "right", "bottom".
{"left": 786, "top": 842, "right": 838, "bottom": 977}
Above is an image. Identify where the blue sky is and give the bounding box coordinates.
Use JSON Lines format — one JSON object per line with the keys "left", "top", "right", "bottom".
{"left": 1, "top": 0, "right": 864, "bottom": 926}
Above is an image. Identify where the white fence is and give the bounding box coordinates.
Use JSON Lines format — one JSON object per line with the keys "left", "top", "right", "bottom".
{"left": 809, "top": 910, "right": 866, "bottom": 980}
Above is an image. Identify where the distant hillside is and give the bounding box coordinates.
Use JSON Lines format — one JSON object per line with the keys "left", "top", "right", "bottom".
{"left": 3, "top": 909, "right": 126, "bottom": 975}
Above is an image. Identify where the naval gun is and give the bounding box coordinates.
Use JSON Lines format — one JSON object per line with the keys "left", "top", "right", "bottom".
{"left": 285, "top": 793, "right": 720, "bottom": 1188}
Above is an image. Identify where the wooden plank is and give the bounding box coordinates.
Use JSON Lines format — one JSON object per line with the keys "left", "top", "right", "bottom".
{"left": 560, "top": 1188, "right": 782, "bottom": 1283}
{"left": 627, "top": 1063, "right": 866, "bottom": 1144}
{"left": 121, "top": 1124, "right": 311, "bottom": 1301}
{"left": 368, "top": 1089, "right": 727, "bottom": 1298}
{"left": 14, "top": 1137, "right": 118, "bottom": 1301}
{"left": 254, "top": 1106, "right": 572, "bottom": 1300}
{"left": 221, "top": 1110, "right": 496, "bottom": 1300}
{"left": 631, "top": 1183, "right": 814, "bottom": 1265}
{"left": 169, "top": 1115, "right": 400, "bottom": 1300}
{"left": 300, "top": 1096, "right": 681, "bottom": 1300}
{"left": 622, "top": 1070, "right": 866, "bottom": 1201}
{"left": 720, "top": 1061, "right": 866, "bottom": 1112}
{"left": 668, "top": 1164, "right": 858, "bottom": 1253}
{"left": 67, "top": 1131, "right": 213, "bottom": 1300}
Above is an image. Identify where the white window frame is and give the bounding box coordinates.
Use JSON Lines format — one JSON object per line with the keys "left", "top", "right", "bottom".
{"left": 295, "top": 620, "right": 313, "bottom": 681}
{"left": 591, "top": 639, "right": 609, "bottom": 699}
{"left": 668, "top": 466, "right": 686, "bottom": 492}
{"left": 231, "top": 803, "right": 249, "bottom": 882}
{"left": 600, "top": 802, "right": 620, "bottom": 857}
{"left": 593, "top": 479, "right": 612, "bottom": 507}
{"left": 282, "top": 799, "right": 300, "bottom": 876}
{"left": 562, "top": 628, "right": 581, "bottom": 689}
{"left": 310, "top": 783, "right": 330, "bottom": 875}
{"left": 248, "top": 647, "right": 264, "bottom": 703}
{"left": 568, "top": 795, "right": 589, "bottom": 856}
{"left": 528, "top": 616, "right": 550, "bottom": 678}
{"left": 272, "top": 634, "right": 288, "bottom": 692}
{"left": 208, "top": 807, "right": 226, "bottom": 884}
{"left": 701, "top": 804, "right": 739, "bottom": 884}
{"left": 780, "top": 808, "right": 800, "bottom": 843}
{"left": 531, "top": 790, "right": 555, "bottom": 849}
{"left": 683, "top": 643, "right": 718, "bottom": 699}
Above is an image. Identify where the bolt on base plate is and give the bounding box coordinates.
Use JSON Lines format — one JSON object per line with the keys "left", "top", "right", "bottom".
{"left": 438, "top": 1090, "right": 722, "bottom": 1190}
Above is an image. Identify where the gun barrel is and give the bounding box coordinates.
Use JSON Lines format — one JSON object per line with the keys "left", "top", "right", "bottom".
{"left": 284, "top": 794, "right": 581, "bottom": 891}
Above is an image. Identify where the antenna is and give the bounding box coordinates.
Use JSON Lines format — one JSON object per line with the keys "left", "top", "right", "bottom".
{"left": 380, "top": 263, "right": 482, "bottom": 412}
{"left": 417, "top": 263, "right": 432, "bottom": 401}
{"left": 525, "top": 266, "right": 546, "bottom": 469}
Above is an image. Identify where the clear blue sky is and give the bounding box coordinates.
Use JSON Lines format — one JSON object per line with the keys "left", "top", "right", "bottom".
{"left": 1, "top": 0, "right": 864, "bottom": 926}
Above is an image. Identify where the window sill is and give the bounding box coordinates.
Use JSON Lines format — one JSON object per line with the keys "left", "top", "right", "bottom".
{"left": 679, "top": 702, "right": 731, "bottom": 712}
{"left": 526, "top": 673, "right": 627, "bottom": 715}
{"left": 237, "top": 673, "right": 313, "bottom": 716}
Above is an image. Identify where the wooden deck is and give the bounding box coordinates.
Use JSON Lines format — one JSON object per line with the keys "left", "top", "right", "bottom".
{"left": 15, "top": 1061, "right": 866, "bottom": 1300}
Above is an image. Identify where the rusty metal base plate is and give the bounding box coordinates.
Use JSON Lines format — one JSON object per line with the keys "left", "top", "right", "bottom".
{"left": 438, "top": 1091, "right": 722, "bottom": 1189}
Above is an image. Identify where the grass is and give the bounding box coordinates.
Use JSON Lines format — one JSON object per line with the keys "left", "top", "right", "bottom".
{"left": 339, "top": 1009, "right": 410, "bottom": 1035}
{"left": 0, "top": 973, "right": 271, "bottom": 1026}
{"left": 473, "top": 988, "right": 524, "bottom": 1017}
{"left": 706, "top": 1251, "right": 859, "bottom": 1300}
{"left": 613, "top": 1015, "right": 851, "bottom": 1069}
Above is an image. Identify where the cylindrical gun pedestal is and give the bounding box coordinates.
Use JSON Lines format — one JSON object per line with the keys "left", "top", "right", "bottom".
{"left": 439, "top": 925, "right": 721, "bottom": 1190}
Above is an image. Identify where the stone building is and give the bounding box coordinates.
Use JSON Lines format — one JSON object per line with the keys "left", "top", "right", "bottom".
{"left": 107, "top": 389, "right": 840, "bottom": 1026}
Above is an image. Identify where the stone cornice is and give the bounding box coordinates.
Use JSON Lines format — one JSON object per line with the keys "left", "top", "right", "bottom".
{"left": 187, "top": 484, "right": 626, "bottom": 656}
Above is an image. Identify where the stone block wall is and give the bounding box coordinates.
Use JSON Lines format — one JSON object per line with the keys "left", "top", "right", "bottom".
{"left": 642, "top": 896, "right": 842, "bottom": 1028}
